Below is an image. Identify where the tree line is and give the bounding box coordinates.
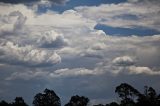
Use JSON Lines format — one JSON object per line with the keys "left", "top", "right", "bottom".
{"left": 0, "top": 83, "right": 160, "bottom": 106}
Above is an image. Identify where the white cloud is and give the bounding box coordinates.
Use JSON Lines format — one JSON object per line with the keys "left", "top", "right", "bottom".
{"left": 91, "top": 43, "right": 107, "bottom": 50}
{"left": 5, "top": 70, "right": 49, "bottom": 81}
{"left": 51, "top": 68, "right": 94, "bottom": 77}
{"left": 128, "top": 66, "right": 160, "bottom": 75}
{"left": 9, "top": 11, "right": 27, "bottom": 32}
{"left": 0, "top": 4, "right": 35, "bottom": 15}
{"left": 0, "top": 41, "right": 61, "bottom": 66}
{"left": 80, "top": 49, "right": 104, "bottom": 59}
{"left": 75, "top": 1, "right": 160, "bottom": 31}
{"left": 0, "top": 4, "right": 94, "bottom": 30}
{"left": 26, "top": 9, "right": 96, "bottom": 30}
{"left": 6, "top": 67, "right": 95, "bottom": 80}
{"left": 37, "top": 30, "right": 69, "bottom": 48}
{"left": 0, "top": 10, "right": 29, "bottom": 37}
{"left": 0, "top": 0, "right": 160, "bottom": 82}
{"left": 112, "top": 56, "right": 135, "bottom": 66}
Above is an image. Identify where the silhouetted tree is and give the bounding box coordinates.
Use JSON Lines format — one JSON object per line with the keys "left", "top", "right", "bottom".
{"left": 0, "top": 83, "right": 160, "bottom": 106}
{"left": 94, "top": 102, "right": 119, "bottom": 106}
{"left": 108, "top": 102, "right": 119, "bottom": 106}
{"left": 11, "top": 97, "right": 28, "bottom": 106}
{"left": 157, "top": 94, "right": 160, "bottom": 105}
{"left": 33, "top": 88, "right": 61, "bottom": 106}
{"left": 115, "top": 83, "right": 160, "bottom": 106}
{"left": 137, "top": 86, "right": 160, "bottom": 106}
{"left": 93, "top": 104, "right": 104, "bottom": 106}
{"left": 65, "top": 95, "right": 89, "bottom": 106}
{"left": 0, "top": 100, "right": 10, "bottom": 106}
{"left": 115, "top": 83, "right": 140, "bottom": 106}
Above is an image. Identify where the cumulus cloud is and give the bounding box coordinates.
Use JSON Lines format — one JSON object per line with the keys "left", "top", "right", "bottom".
{"left": 0, "top": 8, "right": 159, "bottom": 74}
{"left": 112, "top": 56, "right": 135, "bottom": 66}
{"left": 105, "top": 54, "right": 160, "bottom": 76}
{"left": 0, "top": 11, "right": 27, "bottom": 36}
{"left": 128, "top": 66, "right": 160, "bottom": 75}
{"left": 37, "top": 30, "right": 69, "bottom": 48}
{"left": 0, "top": 41, "right": 61, "bottom": 66}
{"left": 95, "top": 60, "right": 160, "bottom": 76}
{"left": 91, "top": 43, "right": 106, "bottom": 50}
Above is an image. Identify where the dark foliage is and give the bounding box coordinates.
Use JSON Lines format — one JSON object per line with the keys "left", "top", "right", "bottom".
{"left": 115, "top": 83, "right": 160, "bottom": 106}
{"left": 115, "top": 83, "right": 140, "bottom": 105}
{"left": 33, "top": 88, "right": 61, "bottom": 106}
{"left": 93, "top": 104, "right": 104, "bottom": 106}
{"left": 0, "top": 83, "right": 160, "bottom": 106}
{"left": 0, "top": 97, "right": 28, "bottom": 106}
{"left": 11, "top": 97, "right": 28, "bottom": 106}
{"left": 137, "top": 86, "right": 160, "bottom": 106}
{"left": 108, "top": 102, "right": 119, "bottom": 106}
{"left": 65, "top": 95, "right": 89, "bottom": 106}
{"left": 0, "top": 100, "right": 10, "bottom": 106}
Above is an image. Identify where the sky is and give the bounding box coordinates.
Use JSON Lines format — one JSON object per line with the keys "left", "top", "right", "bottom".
{"left": 0, "top": 0, "right": 160, "bottom": 105}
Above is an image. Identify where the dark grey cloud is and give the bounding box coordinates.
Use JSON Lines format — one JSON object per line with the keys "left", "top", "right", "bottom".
{"left": 0, "top": 0, "right": 69, "bottom": 5}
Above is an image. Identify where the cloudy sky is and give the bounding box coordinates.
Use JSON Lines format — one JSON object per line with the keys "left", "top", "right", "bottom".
{"left": 0, "top": 0, "right": 160, "bottom": 105}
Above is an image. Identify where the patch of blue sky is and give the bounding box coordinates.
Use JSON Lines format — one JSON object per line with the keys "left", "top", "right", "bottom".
{"left": 37, "top": 0, "right": 127, "bottom": 13}
{"left": 95, "top": 24, "right": 160, "bottom": 36}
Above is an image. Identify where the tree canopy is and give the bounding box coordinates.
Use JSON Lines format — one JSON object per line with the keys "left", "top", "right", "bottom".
{"left": 0, "top": 83, "right": 160, "bottom": 106}
{"left": 33, "top": 88, "right": 61, "bottom": 106}
{"left": 65, "top": 95, "right": 89, "bottom": 106}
